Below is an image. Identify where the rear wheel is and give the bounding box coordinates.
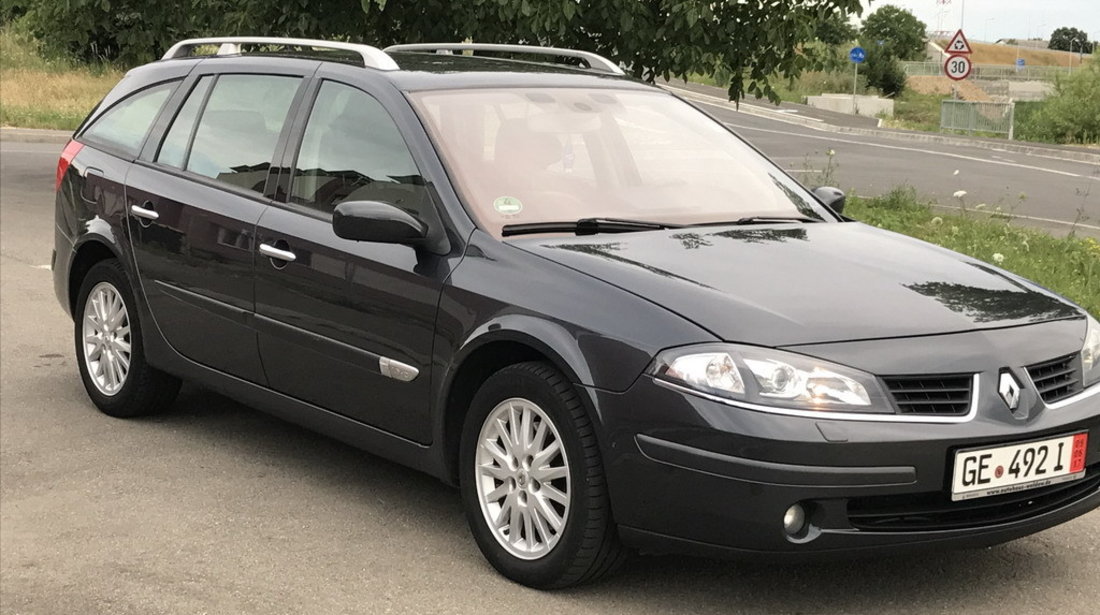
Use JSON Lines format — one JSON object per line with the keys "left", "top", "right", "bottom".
{"left": 460, "top": 361, "right": 625, "bottom": 588}
{"left": 74, "top": 259, "right": 180, "bottom": 417}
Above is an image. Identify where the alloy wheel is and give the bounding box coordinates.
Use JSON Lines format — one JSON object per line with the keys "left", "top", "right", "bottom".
{"left": 81, "top": 281, "right": 131, "bottom": 396}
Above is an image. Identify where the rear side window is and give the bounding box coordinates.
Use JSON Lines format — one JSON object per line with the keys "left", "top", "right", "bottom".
{"left": 289, "top": 81, "right": 429, "bottom": 216}
{"left": 81, "top": 81, "right": 177, "bottom": 157}
{"left": 170, "top": 74, "right": 301, "bottom": 194}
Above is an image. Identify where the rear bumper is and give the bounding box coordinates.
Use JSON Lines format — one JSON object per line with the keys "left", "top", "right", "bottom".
{"left": 590, "top": 376, "right": 1100, "bottom": 559}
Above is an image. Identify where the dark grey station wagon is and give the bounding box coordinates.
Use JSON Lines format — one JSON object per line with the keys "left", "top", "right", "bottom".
{"left": 53, "top": 37, "right": 1099, "bottom": 588}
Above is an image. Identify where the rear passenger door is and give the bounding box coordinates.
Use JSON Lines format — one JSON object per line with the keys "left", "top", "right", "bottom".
{"left": 126, "top": 61, "right": 313, "bottom": 383}
{"left": 252, "top": 79, "right": 449, "bottom": 443}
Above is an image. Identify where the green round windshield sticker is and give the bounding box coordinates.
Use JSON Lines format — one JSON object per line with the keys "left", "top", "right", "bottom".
{"left": 493, "top": 196, "right": 523, "bottom": 215}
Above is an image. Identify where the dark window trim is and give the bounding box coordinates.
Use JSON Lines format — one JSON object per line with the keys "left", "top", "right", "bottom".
{"left": 142, "top": 71, "right": 315, "bottom": 202}
{"left": 278, "top": 78, "right": 430, "bottom": 218}
{"left": 76, "top": 79, "right": 182, "bottom": 161}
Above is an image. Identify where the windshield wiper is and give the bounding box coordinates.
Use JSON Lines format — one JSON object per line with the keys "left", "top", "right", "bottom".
{"left": 685, "top": 215, "right": 823, "bottom": 228}
{"left": 501, "top": 217, "right": 683, "bottom": 237}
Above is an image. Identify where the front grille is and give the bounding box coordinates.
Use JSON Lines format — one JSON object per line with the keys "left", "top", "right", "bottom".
{"left": 1027, "top": 354, "right": 1083, "bottom": 404}
{"left": 848, "top": 468, "right": 1100, "bottom": 531}
{"left": 883, "top": 374, "right": 973, "bottom": 416}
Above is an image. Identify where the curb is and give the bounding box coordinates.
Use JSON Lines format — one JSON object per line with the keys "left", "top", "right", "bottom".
{"left": 662, "top": 86, "right": 1100, "bottom": 165}
{"left": 0, "top": 128, "right": 72, "bottom": 144}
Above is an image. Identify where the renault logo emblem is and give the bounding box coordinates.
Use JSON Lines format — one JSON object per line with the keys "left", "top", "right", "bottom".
{"left": 998, "top": 372, "right": 1022, "bottom": 410}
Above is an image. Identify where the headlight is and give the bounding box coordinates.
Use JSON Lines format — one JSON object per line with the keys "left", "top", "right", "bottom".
{"left": 651, "top": 344, "right": 893, "bottom": 414}
{"left": 1084, "top": 315, "right": 1100, "bottom": 387}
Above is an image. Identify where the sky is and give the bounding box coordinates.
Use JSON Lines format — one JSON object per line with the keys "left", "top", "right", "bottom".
{"left": 859, "top": 0, "right": 1100, "bottom": 43}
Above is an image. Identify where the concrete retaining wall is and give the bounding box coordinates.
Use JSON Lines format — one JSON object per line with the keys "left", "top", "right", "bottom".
{"left": 805, "top": 94, "right": 895, "bottom": 117}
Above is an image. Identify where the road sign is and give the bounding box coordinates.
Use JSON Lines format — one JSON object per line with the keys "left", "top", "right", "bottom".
{"left": 849, "top": 46, "right": 865, "bottom": 63}
{"left": 945, "top": 29, "right": 972, "bottom": 54}
{"left": 1016, "top": 58, "right": 1026, "bottom": 69}
{"left": 944, "top": 54, "right": 973, "bottom": 81}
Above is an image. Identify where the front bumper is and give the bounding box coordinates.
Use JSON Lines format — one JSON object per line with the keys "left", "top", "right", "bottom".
{"left": 590, "top": 335, "right": 1100, "bottom": 559}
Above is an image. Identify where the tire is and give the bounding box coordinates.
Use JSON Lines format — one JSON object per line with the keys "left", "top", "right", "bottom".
{"left": 459, "top": 361, "right": 625, "bottom": 588}
{"left": 74, "top": 259, "right": 180, "bottom": 418}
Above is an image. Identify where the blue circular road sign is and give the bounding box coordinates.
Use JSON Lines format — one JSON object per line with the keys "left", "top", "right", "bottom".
{"left": 849, "top": 47, "right": 866, "bottom": 63}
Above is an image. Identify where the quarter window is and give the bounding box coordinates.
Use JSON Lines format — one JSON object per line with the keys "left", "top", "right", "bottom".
{"left": 81, "top": 81, "right": 176, "bottom": 157}
{"left": 155, "top": 76, "right": 213, "bottom": 169}
{"left": 290, "top": 81, "right": 429, "bottom": 217}
{"left": 184, "top": 74, "right": 301, "bottom": 194}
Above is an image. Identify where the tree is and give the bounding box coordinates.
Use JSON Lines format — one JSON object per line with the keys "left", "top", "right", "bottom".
{"left": 1049, "top": 27, "right": 1094, "bottom": 54}
{"left": 862, "top": 47, "right": 906, "bottom": 97}
{"left": 815, "top": 10, "right": 858, "bottom": 46}
{"left": 860, "top": 4, "right": 927, "bottom": 61}
{"left": 23, "top": 0, "right": 866, "bottom": 103}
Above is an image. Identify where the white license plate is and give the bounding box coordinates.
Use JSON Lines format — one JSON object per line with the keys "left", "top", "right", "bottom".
{"left": 951, "top": 432, "right": 1089, "bottom": 501}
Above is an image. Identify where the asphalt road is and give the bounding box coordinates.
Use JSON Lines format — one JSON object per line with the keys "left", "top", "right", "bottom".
{"left": 665, "top": 84, "right": 1100, "bottom": 239}
{"left": 2, "top": 141, "right": 1099, "bottom": 615}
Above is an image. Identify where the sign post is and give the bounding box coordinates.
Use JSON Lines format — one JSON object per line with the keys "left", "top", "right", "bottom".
{"left": 849, "top": 46, "right": 865, "bottom": 114}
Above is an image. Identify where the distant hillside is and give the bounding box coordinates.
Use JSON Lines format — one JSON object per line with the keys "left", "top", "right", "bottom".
{"left": 936, "top": 40, "right": 1092, "bottom": 66}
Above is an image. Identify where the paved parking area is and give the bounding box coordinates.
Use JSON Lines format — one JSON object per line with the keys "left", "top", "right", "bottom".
{"left": 2, "top": 140, "right": 1098, "bottom": 614}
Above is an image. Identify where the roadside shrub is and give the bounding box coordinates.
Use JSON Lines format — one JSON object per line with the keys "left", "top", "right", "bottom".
{"left": 863, "top": 49, "right": 906, "bottom": 97}
{"left": 1015, "top": 61, "right": 1100, "bottom": 144}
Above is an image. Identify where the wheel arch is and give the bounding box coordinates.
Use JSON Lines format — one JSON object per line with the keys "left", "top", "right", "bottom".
{"left": 67, "top": 236, "right": 124, "bottom": 315}
{"left": 437, "top": 318, "right": 601, "bottom": 485}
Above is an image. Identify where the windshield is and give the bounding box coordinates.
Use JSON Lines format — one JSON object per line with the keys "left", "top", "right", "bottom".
{"left": 410, "top": 88, "right": 831, "bottom": 237}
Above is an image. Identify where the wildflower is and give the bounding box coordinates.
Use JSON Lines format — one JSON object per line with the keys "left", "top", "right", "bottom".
{"left": 992, "top": 253, "right": 1005, "bottom": 264}
{"left": 827, "top": 149, "right": 835, "bottom": 156}
{"left": 953, "top": 190, "right": 967, "bottom": 199}
{"left": 953, "top": 170, "right": 960, "bottom": 176}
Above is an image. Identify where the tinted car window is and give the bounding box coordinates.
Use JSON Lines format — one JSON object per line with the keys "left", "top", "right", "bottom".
{"left": 155, "top": 76, "right": 214, "bottom": 169}
{"left": 81, "top": 81, "right": 176, "bottom": 157}
{"left": 290, "top": 81, "right": 429, "bottom": 216}
{"left": 186, "top": 74, "right": 301, "bottom": 193}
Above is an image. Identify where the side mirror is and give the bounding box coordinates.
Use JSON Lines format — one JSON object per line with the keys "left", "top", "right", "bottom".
{"left": 812, "top": 186, "right": 846, "bottom": 215}
{"left": 332, "top": 201, "right": 428, "bottom": 245}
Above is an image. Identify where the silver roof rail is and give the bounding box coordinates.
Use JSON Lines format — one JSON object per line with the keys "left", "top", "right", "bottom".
{"left": 383, "top": 43, "right": 625, "bottom": 76}
{"left": 162, "top": 37, "right": 399, "bottom": 71}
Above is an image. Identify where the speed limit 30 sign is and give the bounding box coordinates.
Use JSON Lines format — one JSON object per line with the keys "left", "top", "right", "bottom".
{"left": 944, "top": 54, "right": 972, "bottom": 81}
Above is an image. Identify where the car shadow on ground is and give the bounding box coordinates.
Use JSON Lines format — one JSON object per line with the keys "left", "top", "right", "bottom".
{"left": 148, "top": 384, "right": 1073, "bottom": 613}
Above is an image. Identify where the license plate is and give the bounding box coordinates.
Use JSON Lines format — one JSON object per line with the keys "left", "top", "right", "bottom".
{"left": 951, "top": 432, "right": 1088, "bottom": 501}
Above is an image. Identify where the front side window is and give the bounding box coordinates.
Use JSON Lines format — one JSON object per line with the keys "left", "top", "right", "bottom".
{"left": 411, "top": 88, "right": 830, "bottom": 237}
{"left": 81, "top": 81, "right": 176, "bottom": 157}
{"left": 184, "top": 74, "right": 301, "bottom": 193}
{"left": 290, "top": 81, "right": 429, "bottom": 217}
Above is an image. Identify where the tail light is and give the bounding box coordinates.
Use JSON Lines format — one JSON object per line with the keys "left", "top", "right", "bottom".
{"left": 55, "top": 140, "right": 85, "bottom": 192}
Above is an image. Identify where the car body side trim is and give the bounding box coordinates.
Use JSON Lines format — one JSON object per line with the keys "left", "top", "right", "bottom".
{"left": 252, "top": 313, "right": 387, "bottom": 376}
{"left": 153, "top": 280, "right": 251, "bottom": 325}
{"left": 652, "top": 374, "right": 981, "bottom": 424}
{"left": 635, "top": 434, "right": 918, "bottom": 487}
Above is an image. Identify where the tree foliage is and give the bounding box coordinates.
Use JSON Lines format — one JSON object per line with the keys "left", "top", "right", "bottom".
{"left": 814, "top": 10, "right": 857, "bottom": 46}
{"left": 18, "top": 0, "right": 865, "bottom": 102}
{"left": 862, "top": 47, "right": 906, "bottom": 97}
{"left": 860, "top": 4, "right": 926, "bottom": 61}
{"left": 1048, "top": 27, "right": 1094, "bottom": 54}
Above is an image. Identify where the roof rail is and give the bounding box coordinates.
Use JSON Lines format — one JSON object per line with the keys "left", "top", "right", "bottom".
{"left": 161, "top": 37, "right": 399, "bottom": 71}
{"left": 383, "top": 43, "right": 625, "bottom": 76}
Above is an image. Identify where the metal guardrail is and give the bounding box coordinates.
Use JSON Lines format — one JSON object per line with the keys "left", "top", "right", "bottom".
{"left": 901, "top": 61, "right": 1076, "bottom": 82}
{"left": 940, "top": 100, "right": 1015, "bottom": 139}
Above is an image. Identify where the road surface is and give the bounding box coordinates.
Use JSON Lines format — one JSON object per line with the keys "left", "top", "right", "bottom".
{"left": 2, "top": 138, "right": 1098, "bottom": 615}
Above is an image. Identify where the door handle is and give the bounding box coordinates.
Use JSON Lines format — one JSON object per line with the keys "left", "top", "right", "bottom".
{"left": 130, "top": 202, "right": 159, "bottom": 221}
{"left": 259, "top": 243, "right": 297, "bottom": 263}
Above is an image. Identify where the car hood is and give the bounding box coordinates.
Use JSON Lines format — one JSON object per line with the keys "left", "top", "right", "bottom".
{"left": 511, "top": 222, "right": 1082, "bottom": 346}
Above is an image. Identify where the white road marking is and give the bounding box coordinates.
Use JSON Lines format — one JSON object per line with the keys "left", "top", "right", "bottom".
{"left": 0, "top": 148, "right": 61, "bottom": 154}
{"left": 718, "top": 118, "right": 1090, "bottom": 180}
{"left": 927, "top": 204, "right": 1100, "bottom": 232}
{"left": 786, "top": 169, "right": 822, "bottom": 173}
{"left": 31, "top": 264, "right": 51, "bottom": 270}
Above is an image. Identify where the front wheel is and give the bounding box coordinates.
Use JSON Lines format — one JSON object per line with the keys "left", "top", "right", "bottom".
{"left": 74, "top": 259, "right": 180, "bottom": 418}
{"left": 459, "top": 361, "right": 625, "bottom": 588}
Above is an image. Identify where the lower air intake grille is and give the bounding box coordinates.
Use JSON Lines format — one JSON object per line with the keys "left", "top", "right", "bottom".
{"left": 1026, "top": 354, "right": 1083, "bottom": 404}
{"left": 883, "top": 374, "right": 973, "bottom": 416}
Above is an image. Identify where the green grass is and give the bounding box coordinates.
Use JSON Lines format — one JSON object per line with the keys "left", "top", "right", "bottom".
{"left": 0, "top": 26, "right": 122, "bottom": 130}
{"left": 847, "top": 187, "right": 1100, "bottom": 317}
{"left": 884, "top": 90, "right": 942, "bottom": 132}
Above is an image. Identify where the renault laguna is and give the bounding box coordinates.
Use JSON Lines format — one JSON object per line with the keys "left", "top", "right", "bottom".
{"left": 53, "top": 38, "right": 1099, "bottom": 588}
